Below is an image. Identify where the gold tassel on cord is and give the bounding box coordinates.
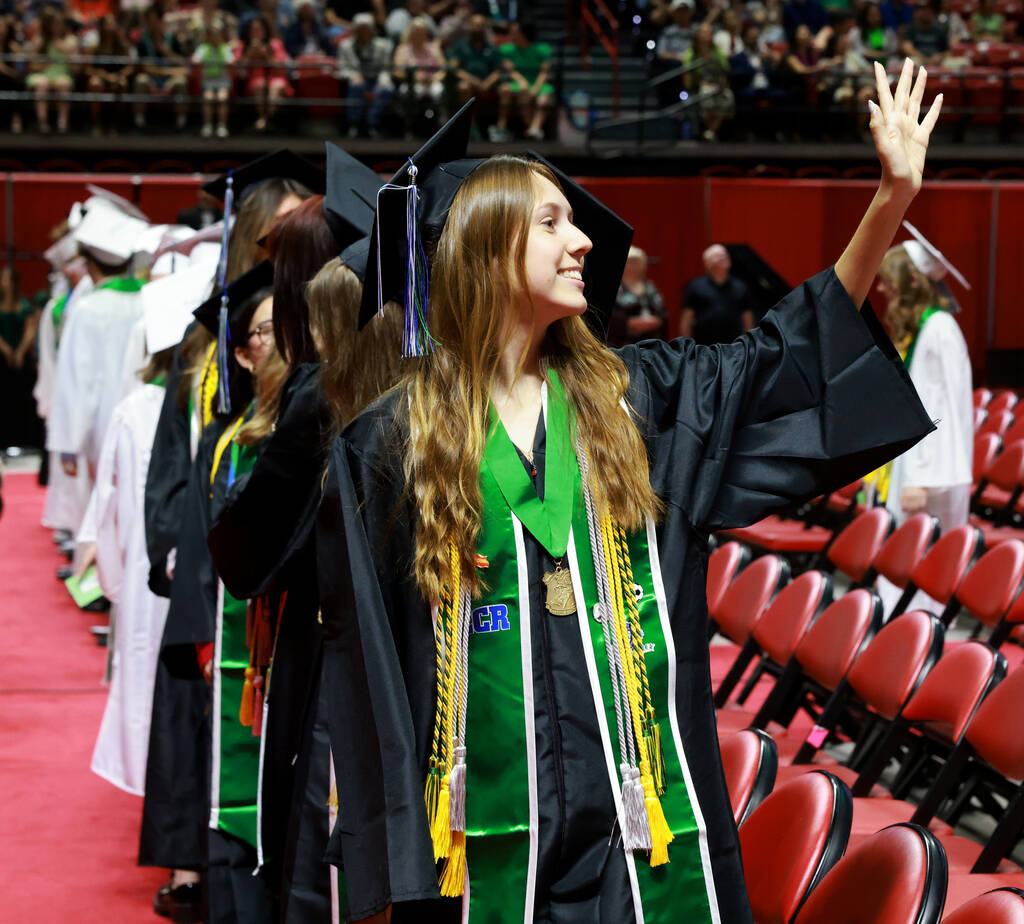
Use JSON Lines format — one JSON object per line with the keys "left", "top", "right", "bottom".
{"left": 439, "top": 830, "right": 466, "bottom": 897}
{"left": 643, "top": 772, "right": 674, "bottom": 866}
{"left": 239, "top": 666, "right": 256, "bottom": 727}
{"left": 432, "top": 774, "right": 452, "bottom": 860}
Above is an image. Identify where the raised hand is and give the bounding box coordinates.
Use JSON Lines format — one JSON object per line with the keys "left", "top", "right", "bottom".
{"left": 869, "top": 58, "right": 942, "bottom": 202}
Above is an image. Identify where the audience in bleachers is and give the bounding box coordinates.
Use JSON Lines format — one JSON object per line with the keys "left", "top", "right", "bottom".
{"left": 1, "top": 0, "right": 1024, "bottom": 142}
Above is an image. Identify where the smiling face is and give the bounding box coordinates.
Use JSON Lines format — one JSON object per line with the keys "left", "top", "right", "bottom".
{"left": 234, "top": 294, "right": 275, "bottom": 379}
{"left": 518, "top": 172, "right": 593, "bottom": 332}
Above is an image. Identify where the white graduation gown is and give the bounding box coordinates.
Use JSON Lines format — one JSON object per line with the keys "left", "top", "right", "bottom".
{"left": 90, "top": 384, "right": 170, "bottom": 795}
{"left": 47, "top": 281, "right": 145, "bottom": 468}
{"left": 879, "top": 309, "right": 974, "bottom": 615}
{"left": 39, "top": 275, "right": 96, "bottom": 534}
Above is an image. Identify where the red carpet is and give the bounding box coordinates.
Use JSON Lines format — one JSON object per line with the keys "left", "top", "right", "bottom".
{"left": 0, "top": 472, "right": 165, "bottom": 922}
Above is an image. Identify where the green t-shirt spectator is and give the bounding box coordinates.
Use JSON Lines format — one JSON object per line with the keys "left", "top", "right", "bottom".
{"left": 449, "top": 36, "right": 500, "bottom": 81}
{"left": 193, "top": 42, "right": 232, "bottom": 81}
{"left": 500, "top": 40, "right": 552, "bottom": 93}
{"left": 972, "top": 11, "right": 1004, "bottom": 35}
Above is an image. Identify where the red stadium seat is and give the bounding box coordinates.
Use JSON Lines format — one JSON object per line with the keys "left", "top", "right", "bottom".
{"left": 872, "top": 514, "right": 941, "bottom": 594}
{"left": 792, "top": 824, "right": 947, "bottom": 924}
{"left": 719, "top": 516, "right": 833, "bottom": 554}
{"left": 826, "top": 507, "right": 894, "bottom": 584}
{"left": 971, "top": 441, "right": 1024, "bottom": 537}
{"left": 791, "top": 610, "right": 944, "bottom": 766}
{"left": 720, "top": 728, "right": 778, "bottom": 825}
{"left": 707, "top": 541, "right": 751, "bottom": 621}
{"left": 989, "top": 42, "right": 1024, "bottom": 67}
{"left": 990, "top": 391, "right": 1020, "bottom": 415}
{"left": 943, "top": 888, "right": 1024, "bottom": 924}
{"left": 740, "top": 771, "right": 852, "bottom": 924}
{"left": 750, "top": 589, "right": 882, "bottom": 732}
{"left": 947, "top": 540, "right": 1024, "bottom": 635}
{"left": 891, "top": 525, "right": 985, "bottom": 621}
{"left": 925, "top": 68, "right": 965, "bottom": 125}
{"left": 975, "top": 432, "right": 1003, "bottom": 484}
{"left": 846, "top": 642, "right": 1005, "bottom": 839}
{"left": 710, "top": 553, "right": 789, "bottom": 645}
{"left": 978, "top": 409, "right": 1015, "bottom": 440}
{"left": 977, "top": 407, "right": 990, "bottom": 431}
{"left": 976, "top": 388, "right": 994, "bottom": 409}
{"left": 714, "top": 570, "right": 830, "bottom": 707}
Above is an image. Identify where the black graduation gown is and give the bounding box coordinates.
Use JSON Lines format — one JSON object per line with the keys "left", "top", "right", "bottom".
{"left": 315, "top": 268, "right": 935, "bottom": 922}
{"left": 139, "top": 415, "right": 229, "bottom": 870}
{"left": 207, "top": 363, "right": 333, "bottom": 923}
{"left": 144, "top": 337, "right": 193, "bottom": 598}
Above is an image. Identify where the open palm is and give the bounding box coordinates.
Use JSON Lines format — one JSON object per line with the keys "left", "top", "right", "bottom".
{"left": 870, "top": 59, "right": 942, "bottom": 199}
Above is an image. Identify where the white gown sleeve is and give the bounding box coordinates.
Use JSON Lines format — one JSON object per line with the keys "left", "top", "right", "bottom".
{"left": 900, "top": 311, "right": 974, "bottom": 490}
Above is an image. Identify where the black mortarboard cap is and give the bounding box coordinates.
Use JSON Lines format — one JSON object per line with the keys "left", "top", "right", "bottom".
{"left": 340, "top": 236, "right": 371, "bottom": 283}
{"left": 323, "top": 144, "right": 382, "bottom": 254}
{"left": 529, "top": 152, "right": 634, "bottom": 338}
{"left": 359, "top": 100, "right": 477, "bottom": 332}
{"left": 202, "top": 149, "right": 326, "bottom": 203}
{"left": 193, "top": 259, "right": 275, "bottom": 335}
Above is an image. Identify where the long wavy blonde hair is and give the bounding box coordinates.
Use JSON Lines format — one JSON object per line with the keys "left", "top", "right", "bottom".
{"left": 879, "top": 244, "right": 948, "bottom": 350}
{"left": 405, "top": 155, "right": 660, "bottom": 603}
{"left": 307, "top": 257, "right": 404, "bottom": 436}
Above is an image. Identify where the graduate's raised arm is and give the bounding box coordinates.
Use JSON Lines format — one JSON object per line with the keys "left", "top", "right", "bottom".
{"left": 834, "top": 59, "right": 942, "bottom": 308}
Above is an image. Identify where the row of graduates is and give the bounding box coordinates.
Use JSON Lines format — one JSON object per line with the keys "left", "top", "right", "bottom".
{"left": 124, "top": 60, "right": 942, "bottom": 924}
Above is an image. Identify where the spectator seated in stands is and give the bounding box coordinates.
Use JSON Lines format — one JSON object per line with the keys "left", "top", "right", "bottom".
{"left": 729, "top": 23, "right": 788, "bottom": 135}
{"left": 0, "top": 14, "right": 26, "bottom": 134}
{"left": 439, "top": 0, "right": 475, "bottom": 50}
{"left": 714, "top": 9, "right": 745, "bottom": 58}
{"left": 193, "top": 23, "right": 233, "bottom": 137}
{"left": 609, "top": 246, "right": 668, "bottom": 348}
{"left": 235, "top": 14, "right": 292, "bottom": 133}
{"left": 133, "top": 2, "right": 189, "bottom": 131}
{"left": 393, "top": 16, "right": 445, "bottom": 133}
{"left": 685, "top": 21, "right": 735, "bottom": 141}
{"left": 657, "top": 0, "right": 696, "bottom": 66}
{"left": 25, "top": 8, "right": 77, "bottom": 134}
{"left": 447, "top": 12, "right": 501, "bottom": 116}
{"left": 474, "top": 0, "right": 521, "bottom": 32}
{"left": 386, "top": 0, "right": 439, "bottom": 43}
{"left": 180, "top": 0, "right": 237, "bottom": 58}
{"left": 783, "top": 0, "right": 828, "bottom": 42}
{"left": 971, "top": 0, "right": 1005, "bottom": 40}
{"left": 901, "top": 0, "right": 949, "bottom": 66}
{"left": 824, "top": 28, "right": 875, "bottom": 137}
{"left": 338, "top": 11, "right": 394, "bottom": 138}
{"left": 284, "top": 0, "right": 334, "bottom": 58}
{"left": 756, "top": 0, "right": 789, "bottom": 48}
{"left": 860, "top": 1, "right": 898, "bottom": 64}
{"left": 86, "top": 14, "right": 132, "bottom": 137}
{"left": 880, "top": 0, "right": 915, "bottom": 31}
{"left": 492, "top": 19, "right": 552, "bottom": 141}
{"left": 785, "top": 23, "right": 832, "bottom": 122}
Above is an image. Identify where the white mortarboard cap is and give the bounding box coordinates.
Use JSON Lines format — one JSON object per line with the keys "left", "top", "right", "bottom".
{"left": 84, "top": 184, "right": 149, "bottom": 222}
{"left": 902, "top": 220, "right": 971, "bottom": 290}
{"left": 152, "top": 221, "right": 226, "bottom": 261}
{"left": 74, "top": 198, "right": 152, "bottom": 265}
{"left": 188, "top": 242, "right": 222, "bottom": 274}
{"left": 44, "top": 231, "right": 80, "bottom": 269}
{"left": 142, "top": 262, "right": 218, "bottom": 354}
{"left": 67, "top": 201, "right": 86, "bottom": 230}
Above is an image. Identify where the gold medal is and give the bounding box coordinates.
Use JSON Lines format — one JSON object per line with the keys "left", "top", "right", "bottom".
{"left": 542, "top": 561, "right": 576, "bottom": 616}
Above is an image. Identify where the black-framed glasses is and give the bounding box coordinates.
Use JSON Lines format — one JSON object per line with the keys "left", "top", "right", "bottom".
{"left": 248, "top": 320, "right": 275, "bottom": 346}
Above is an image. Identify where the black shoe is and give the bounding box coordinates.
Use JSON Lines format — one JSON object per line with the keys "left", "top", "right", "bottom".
{"left": 153, "top": 878, "right": 173, "bottom": 917}
{"left": 83, "top": 596, "right": 111, "bottom": 614}
{"left": 90, "top": 625, "right": 109, "bottom": 646}
{"left": 168, "top": 882, "right": 203, "bottom": 923}
{"left": 57, "top": 565, "right": 74, "bottom": 581}
{"left": 59, "top": 540, "right": 74, "bottom": 561}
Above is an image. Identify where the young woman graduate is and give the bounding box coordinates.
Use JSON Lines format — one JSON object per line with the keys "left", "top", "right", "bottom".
{"left": 139, "top": 151, "right": 321, "bottom": 920}
{"left": 169, "top": 261, "right": 277, "bottom": 923}
{"left": 317, "top": 61, "right": 942, "bottom": 924}
{"left": 206, "top": 144, "right": 403, "bottom": 923}
{"left": 874, "top": 221, "right": 974, "bottom": 615}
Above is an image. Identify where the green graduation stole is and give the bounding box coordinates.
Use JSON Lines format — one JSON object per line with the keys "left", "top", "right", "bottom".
{"left": 209, "top": 415, "right": 262, "bottom": 848}
{"left": 424, "top": 371, "right": 716, "bottom": 922}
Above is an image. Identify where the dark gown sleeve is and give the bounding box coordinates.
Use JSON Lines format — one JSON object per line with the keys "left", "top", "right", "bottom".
{"left": 317, "top": 402, "right": 445, "bottom": 920}
{"left": 618, "top": 266, "right": 935, "bottom": 530}
{"left": 145, "top": 343, "right": 192, "bottom": 597}
{"left": 159, "top": 420, "right": 224, "bottom": 677}
{"left": 207, "top": 363, "right": 330, "bottom": 599}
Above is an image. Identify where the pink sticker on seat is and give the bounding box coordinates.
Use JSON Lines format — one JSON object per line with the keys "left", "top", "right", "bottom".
{"left": 806, "top": 725, "right": 829, "bottom": 748}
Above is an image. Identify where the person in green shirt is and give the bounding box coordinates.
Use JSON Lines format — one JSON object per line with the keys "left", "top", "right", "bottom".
{"left": 448, "top": 13, "right": 501, "bottom": 112}
{"left": 971, "top": 0, "right": 1004, "bottom": 40}
{"left": 492, "top": 19, "right": 553, "bottom": 141}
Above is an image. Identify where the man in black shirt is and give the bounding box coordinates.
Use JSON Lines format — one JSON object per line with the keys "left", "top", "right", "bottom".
{"left": 680, "top": 244, "right": 754, "bottom": 344}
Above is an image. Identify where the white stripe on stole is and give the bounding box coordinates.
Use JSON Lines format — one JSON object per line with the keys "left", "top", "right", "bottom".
{"left": 645, "top": 516, "right": 722, "bottom": 924}
{"left": 328, "top": 747, "right": 341, "bottom": 924}
{"left": 254, "top": 693, "right": 270, "bottom": 871}
{"left": 209, "top": 579, "right": 225, "bottom": 830}
{"left": 567, "top": 529, "right": 645, "bottom": 924}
